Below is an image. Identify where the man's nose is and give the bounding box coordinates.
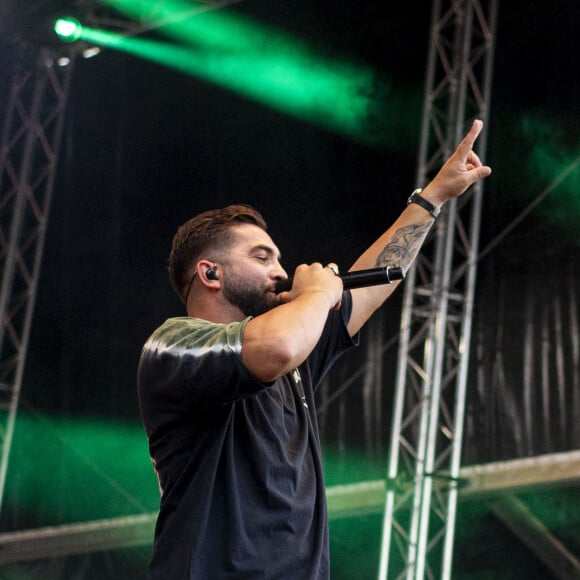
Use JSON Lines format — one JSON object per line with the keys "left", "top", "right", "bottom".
{"left": 272, "top": 262, "right": 288, "bottom": 280}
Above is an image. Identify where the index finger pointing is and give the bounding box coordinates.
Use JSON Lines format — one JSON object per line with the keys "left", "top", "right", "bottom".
{"left": 456, "top": 119, "right": 484, "bottom": 157}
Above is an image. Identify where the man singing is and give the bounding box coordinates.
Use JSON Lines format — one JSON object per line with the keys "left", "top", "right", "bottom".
{"left": 138, "top": 120, "right": 491, "bottom": 579}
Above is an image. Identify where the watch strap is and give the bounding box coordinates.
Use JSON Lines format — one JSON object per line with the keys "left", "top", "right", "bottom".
{"left": 407, "top": 188, "right": 441, "bottom": 218}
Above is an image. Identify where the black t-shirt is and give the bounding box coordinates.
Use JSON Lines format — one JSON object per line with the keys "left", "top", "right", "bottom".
{"left": 138, "top": 294, "right": 357, "bottom": 579}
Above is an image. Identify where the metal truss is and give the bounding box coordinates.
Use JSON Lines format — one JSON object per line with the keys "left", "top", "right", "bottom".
{"left": 0, "top": 48, "right": 74, "bottom": 514}
{"left": 0, "top": 0, "right": 245, "bottom": 521}
{"left": 378, "top": 1, "right": 498, "bottom": 578}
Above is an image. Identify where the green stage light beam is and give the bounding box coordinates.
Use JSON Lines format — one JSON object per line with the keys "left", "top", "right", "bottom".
{"left": 5, "top": 413, "right": 158, "bottom": 523}
{"left": 476, "top": 116, "right": 580, "bottom": 264}
{"left": 99, "top": 0, "right": 271, "bottom": 53}
{"left": 521, "top": 114, "right": 580, "bottom": 221}
{"left": 55, "top": 14, "right": 394, "bottom": 144}
{"left": 100, "top": 0, "right": 334, "bottom": 56}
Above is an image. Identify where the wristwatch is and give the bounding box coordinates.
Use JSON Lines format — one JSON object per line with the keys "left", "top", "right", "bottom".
{"left": 407, "top": 188, "right": 441, "bottom": 218}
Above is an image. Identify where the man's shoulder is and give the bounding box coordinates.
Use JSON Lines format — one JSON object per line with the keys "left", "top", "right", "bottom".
{"left": 144, "top": 316, "right": 251, "bottom": 353}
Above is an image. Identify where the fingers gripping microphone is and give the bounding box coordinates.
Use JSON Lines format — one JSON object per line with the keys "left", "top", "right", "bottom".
{"left": 274, "top": 266, "right": 406, "bottom": 294}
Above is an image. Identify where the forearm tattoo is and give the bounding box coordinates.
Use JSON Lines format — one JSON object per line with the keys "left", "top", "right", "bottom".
{"left": 375, "top": 222, "right": 432, "bottom": 268}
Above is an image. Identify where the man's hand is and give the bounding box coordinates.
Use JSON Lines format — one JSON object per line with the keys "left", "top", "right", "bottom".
{"left": 422, "top": 119, "right": 492, "bottom": 207}
{"left": 243, "top": 262, "right": 343, "bottom": 381}
{"left": 278, "top": 262, "right": 343, "bottom": 310}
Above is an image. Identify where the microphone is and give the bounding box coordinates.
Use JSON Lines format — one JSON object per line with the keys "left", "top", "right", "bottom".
{"left": 274, "top": 266, "right": 406, "bottom": 294}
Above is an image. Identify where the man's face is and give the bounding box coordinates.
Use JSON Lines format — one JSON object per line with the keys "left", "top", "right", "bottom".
{"left": 221, "top": 224, "right": 287, "bottom": 318}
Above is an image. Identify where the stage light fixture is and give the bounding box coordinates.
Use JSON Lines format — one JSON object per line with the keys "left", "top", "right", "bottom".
{"left": 54, "top": 17, "right": 83, "bottom": 43}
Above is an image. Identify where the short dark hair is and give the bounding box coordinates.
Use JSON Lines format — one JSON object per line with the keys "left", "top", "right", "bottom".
{"left": 168, "top": 204, "right": 268, "bottom": 302}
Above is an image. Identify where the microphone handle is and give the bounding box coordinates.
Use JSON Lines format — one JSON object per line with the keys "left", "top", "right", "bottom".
{"left": 274, "top": 266, "right": 406, "bottom": 294}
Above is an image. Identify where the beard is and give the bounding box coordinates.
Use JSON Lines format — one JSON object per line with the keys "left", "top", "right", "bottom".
{"left": 222, "top": 272, "right": 277, "bottom": 317}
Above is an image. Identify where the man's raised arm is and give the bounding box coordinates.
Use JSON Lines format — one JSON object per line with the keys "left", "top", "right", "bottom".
{"left": 347, "top": 119, "right": 492, "bottom": 336}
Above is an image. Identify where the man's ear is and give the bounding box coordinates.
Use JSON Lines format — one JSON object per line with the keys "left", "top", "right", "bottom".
{"left": 198, "top": 261, "right": 220, "bottom": 286}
